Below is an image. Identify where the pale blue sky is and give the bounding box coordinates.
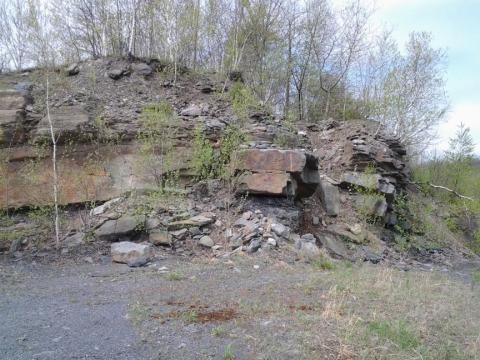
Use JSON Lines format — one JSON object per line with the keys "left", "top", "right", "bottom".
{"left": 374, "top": 0, "right": 480, "bottom": 154}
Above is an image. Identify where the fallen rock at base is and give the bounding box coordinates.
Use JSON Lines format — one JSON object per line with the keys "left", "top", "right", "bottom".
{"left": 94, "top": 215, "right": 143, "bottom": 241}
{"left": 63, "top": 232, "right": 85, "bottom": 248}
{"left": 90, "top": 198, "right": 122, "bottom": 217}
{"left": 130, "top": 62, "right": 152, "bottom": 76}
{"left": 181, "top": 104, "right": 202, "bottom": 117}
{"left": 271, "top": 223, "right": 289, "bottom": 238}
{"left": 317, "top": 232, "right": 349, "bottom": 259}
{"left": 199, "top": 235, "right": 214, "bottom": 247}
{"left": 327, "top": 223, "right": 366, "bottom": 244}
{"left": 167, "top": 214, "right": 214, "bottom": 230}
{"left": 295, "top": 234, "right": 321, "bottom": 261}
{"left": 149, "top": 230, "right": 172, "bottom": 246}
{"left": 235, "top": 149, "right": 320, "bottom": 198}
{"left": 318, "top": 180, "right": 340, "bottom": 216}
{"left": 107, "top": 67, "right": 128, "bottom": 80}
{"left": 111, "top": 241, "right": 154, "bottom": 267}
{"left": 354, "top": 194, "right": 388, "bottom": 218}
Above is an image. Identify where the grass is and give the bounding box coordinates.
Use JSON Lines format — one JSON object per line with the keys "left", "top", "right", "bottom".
{"left": 166, "top": 271, "right": 184, "bottom": 281}
{"left": 317, "top": 264, "right": 480, "bottom": 359}
{"left": 181, "top": 310, "right": 198, "bottom": 323}
{"left": 128, "top": 301, "right": 150, "bottom": 326}
{"left": 367, "top": 319, "right": 420, "bottom": 350}
{"left": 224, "top": 344, "right": 234, "bottom": 360}
{"left": 311, "top": 256, "right": 335, "bottom": 271}
{"left": 211, "top": 326, "right": 226, "bottom": 337}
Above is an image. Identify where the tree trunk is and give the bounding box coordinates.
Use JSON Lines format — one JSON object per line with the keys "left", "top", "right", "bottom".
{"left": 46, "top": 76, "right": 60, "bottom": 249}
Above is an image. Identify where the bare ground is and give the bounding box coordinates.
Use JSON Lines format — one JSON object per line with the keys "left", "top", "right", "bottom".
{"left": 1, "top": 253, "right": 480, "bottom": 360}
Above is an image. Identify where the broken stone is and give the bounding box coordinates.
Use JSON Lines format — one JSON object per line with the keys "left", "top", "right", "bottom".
{"left": 94, "top": 215, "right": 143, "bottom": 241}
{"left": 247, "top": 239, "right": 262, "bottom": 253}
{"left": 327, "top": 223, "right": 365, "bottom": 244}
{"left": 317, "top": 232, "right": 349, "bottom": 259}
{"left": 167, "top": 215, "right": 214, "bottom": 230}
{"left": 149, "top": 230, "right": 172, "bottom": 246}
{"left": 130, "top": 62, "right": 152, "bottom": 76}
{"left": 107, "top": 68, "right": 127, "bottom": 80}
{"left": 111, "top": 241, "right": 154, "bottom": 267}
{"left": 181, "top": 104, "right": 202, "bottom": 117}
{"left": 90, "top": 198, "right": 122, "bottom": 216}
{"left": 199, "top": 235, "right": 214, "bottom": 248}
{"left": 295, "top": 236, "right": 321, "bottom": 262}
{"left": 63, "top": 232, "right": 85, "bottom": 248}
{"left": 238, "top": 172, "right": 297, "bottom": 197}
{"left": 235, "top": 149, "right": 320, "bottom": 198}
{"left": 271, "top": 223, "right": 289, "bottom": 238}
{"left": 318, "top": 180, "right": 340, "bottom": 216}
{"left": 171, "top": 228, "right": 188, "bottom": 239}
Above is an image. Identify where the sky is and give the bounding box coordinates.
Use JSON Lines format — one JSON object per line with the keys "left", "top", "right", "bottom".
{"left": 370, "top": 0, "right": 480, "bottom": 155}
{"left": 332, "top": 0, "right": 480, "bottom": 155}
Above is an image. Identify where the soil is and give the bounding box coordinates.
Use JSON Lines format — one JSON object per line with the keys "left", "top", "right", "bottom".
{"left": 1, "top": 252, "right": 479, "bottom": 360}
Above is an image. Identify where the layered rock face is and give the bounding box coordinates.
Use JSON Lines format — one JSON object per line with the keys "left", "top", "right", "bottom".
{"left": 236, "top": 149, "right": 320, "bottom": 198}
{"left": 0, "top": 59, "right": 230, "bottom": 208}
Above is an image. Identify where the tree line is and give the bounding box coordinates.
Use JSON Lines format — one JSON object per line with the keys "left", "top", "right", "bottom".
{"left": 0, "top": 0, "right": 448, "bottom": 152}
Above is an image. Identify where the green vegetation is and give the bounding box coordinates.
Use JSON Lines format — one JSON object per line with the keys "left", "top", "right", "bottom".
{"left": 137, "top": 101, "right": 180, "bottom": 190}
{"left": 223, "top": 344, "right": 234, "bottom": 360}
{"left": 311, "top": 256, "right": 335, "bottom": 271}
{"left": 367, "top": 320, "right": 420, "bottom": 350}
{"left": 166, "top": 271, "right": 185, "bottom": 281}
{"left": 211, "top": 326, "right": 226, "bottom": 337}
{"left": 413, "top": 123, "right": 480, "bottom": 253}
{"left": 229, "top": 81, "right": 258, "bottom": 125}
{"left": 192, "top": 124, "right": 246, "bottom": 181}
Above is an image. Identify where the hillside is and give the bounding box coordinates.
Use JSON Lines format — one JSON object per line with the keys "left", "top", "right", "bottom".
{"left": 0, "top": 58, "right": 479, "bottom": 360}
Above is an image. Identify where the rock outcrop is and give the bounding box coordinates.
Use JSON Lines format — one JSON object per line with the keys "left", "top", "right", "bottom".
{"left": 236, "top": 149, "right": 320, "bottom": 198}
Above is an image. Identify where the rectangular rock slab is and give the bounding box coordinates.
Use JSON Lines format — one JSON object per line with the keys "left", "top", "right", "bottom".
{"left": 318, "top": 180, "right": 340, "bottom": 216}
{"left": 237, "top": 149, "right": 318, "bottom": 173}
{"left": 237, "top": 172, "right": 297, "bottom": 197}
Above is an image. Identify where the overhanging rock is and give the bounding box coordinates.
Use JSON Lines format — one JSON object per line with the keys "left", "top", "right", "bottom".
{"left": 235, "top": 149, "right": 320, "bottom": 198}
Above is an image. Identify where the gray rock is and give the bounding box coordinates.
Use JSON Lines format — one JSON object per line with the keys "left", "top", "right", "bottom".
{"left": 90, "top": 198, "right": 122, "bottom": 216}
{"left": 111, "top": 241, "right": 154, "bottom": 267}
{"left": 296, "top": 241, "right": 321, "bottom": 262}
{"left": 199, "top": 235, "right": 214, "bottom": 248}
{"left": 66, "top": 63, "right": 80, "bottom": 76}
{"left": 327, "top": 223, "right": 365, "bottom": 244}
{"left": 149, "top": 230, "right": 171, "bottom": 246}
{"left": 130, "top": 62, "right": 152, "bottom": 76}
{"left": 312, "top": 216, "right": 320, "bottom": 226}
{"left": 300, "top": 233, "right": 316, "bottom": 243}
{"left": 63, "top": 232, "right": 85, "bottom": 248}
{"left": 317, "top": 232, "right": 349, "bottom": 259}
{"left": 318, "top": 180, "right": 340, "bottom": 216}
{"left": 247, "top": 239, "right": 262, "bottom": 253}
{"left": 271, "top": 223, "right": 289, "bottom": 238}
{"left": 94, "top": 215, "right": 143, "bottom": 241}
{"left": 171, "top": 228, "right": 188, "bottom": 239}
{"left": 181, "top": 104, "right": 202, "bottom": 117}
{"left": 168, "top": 214, "right": 214, "bottom": 230}
{"left": 107, "top": 68, "right": 127, "bottom": 80}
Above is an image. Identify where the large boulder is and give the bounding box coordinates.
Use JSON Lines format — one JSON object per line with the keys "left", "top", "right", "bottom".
{"left": 235, "top": 149, "right": 320, "bottom": 198}
{"left": 111, "top": 241, "right": 154, "bottom": 267}
{"left": 94, "top": 215, "right": 144, "bottom": 241}
{"left": 237, "top": 172, "right": 296, "bottom": 197}
{"left": 318, "top": 179, "right": 340, "bottom": 216}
